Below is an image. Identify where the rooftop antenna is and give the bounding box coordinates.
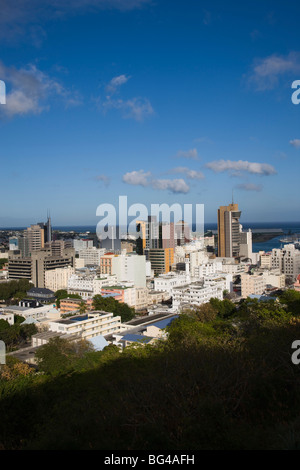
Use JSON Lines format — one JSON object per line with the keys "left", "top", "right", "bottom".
{"left": 232, "top": 189, "right": 234, "bottom": 205}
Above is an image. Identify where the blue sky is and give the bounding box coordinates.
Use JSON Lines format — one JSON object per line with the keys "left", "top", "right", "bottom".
{"left": 0, "top": 0, "right": 300, "bottom": 227}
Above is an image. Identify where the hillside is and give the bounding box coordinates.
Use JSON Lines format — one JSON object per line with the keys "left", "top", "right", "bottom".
{"left": 1, "top": 294, "right": 300, "bottom": 450}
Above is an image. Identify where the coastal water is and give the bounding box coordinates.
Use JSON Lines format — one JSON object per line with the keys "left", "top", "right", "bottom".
{"left": 53, "top": 221, "right": 300, "bottom": 253}
{"left": 3, "top": 221, "right": 300, "bottom": 254}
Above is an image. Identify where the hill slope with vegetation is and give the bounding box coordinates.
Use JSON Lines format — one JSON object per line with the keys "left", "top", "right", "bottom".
{"left": 1, "top": 291, "right": 300, "bottom": 450}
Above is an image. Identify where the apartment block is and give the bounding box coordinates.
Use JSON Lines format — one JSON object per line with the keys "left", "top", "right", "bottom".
{"left": 49, "top": 311, "right": 122, "bottom": 339}
{"left": 148, "top": 248, "right": 174, "bottom": 275}
{"left": 241, "top": 272, "right": 266, "bottom": 298}
{"left": 111, "top": 252, "right": 147, "bottom": 288}
{"left": 45, "top": 266, "right": 75, "bottom": 291}
{"left": 8, "top": 247, "right": 75, "bottom": 288}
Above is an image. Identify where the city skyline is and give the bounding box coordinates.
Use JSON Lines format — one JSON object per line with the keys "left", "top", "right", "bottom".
{"left": 1, "top": 0, "right": 300, "bottom": 227}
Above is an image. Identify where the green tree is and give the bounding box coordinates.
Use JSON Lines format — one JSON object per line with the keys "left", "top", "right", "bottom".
{"left": 93, "top": 294, "right": 135, "bottom": 322}
{"left": 35, "top": 337, "right": 94, "bottom": 376}
{"left": 79, "top": 301, "right": 87, "bottom": 314}
{"left": 209, "top": 297, "right": 237, "bottom": 319}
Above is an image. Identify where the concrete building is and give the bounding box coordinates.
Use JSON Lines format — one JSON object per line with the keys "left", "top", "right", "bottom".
{"left": 111, "top": 252, "right": 147, "bottom": 288}
{"left": 73, "top": 238, "right": 94, "bottom": 253}
{"left": 78, "top": 247, "right": 105, "bottom": 266}
{"left": 8, "top": 247, "right": 75, "bottom": 288}
{"left": 45, "top": 266, "right": 75, "bottom": 291}
{"left": 31, "top": 248, "right": 75, "bottom": 288}
{"left": 0, "top": 311, "right": 14, "bottom": 325}
{"left": 217, "top": 203, "right": 241, "bottom": 258}
{"left": 172, "top": 277, "right": 228, "bottom": 312}
{"left": 67, "top": 273, "right": 118, "bottom": 299}
{"left": 241, "top": 272, "right": 266, "bottom": 298}
{"left": 100, "top": 252, "right": 117, "bottom": 275}
{"left": 26, "top": 224, "right": 45, "bottom": 253}
{"left": 148, "top": 248, "right": 174, "bottom": 275}
{"left": 154, "top": 272, "right": 191, "bottom": 296}
{"left": 239, "top": 228, "right": 253, "bottom": 260}
{"left": 271, "top": 244, "right": 300, "bottom": 280}
{"left": 59, "top": 297, "right": 93, "bottom": 314}
{"left": 49, "top": 311, "right": 122, "bottom": 339}
{"left": 259, "top": 251, "right": 272, "bottom": 269}
{"left": 101, "top": 284, "right": 136, "bottom": 308}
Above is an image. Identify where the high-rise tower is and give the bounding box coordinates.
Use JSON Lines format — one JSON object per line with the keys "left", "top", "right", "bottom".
{"left": 46, "top": 210, "right": 52, "bottom": 243}
{"left": 217, "top": 203, "right": 241, "bottom": 258}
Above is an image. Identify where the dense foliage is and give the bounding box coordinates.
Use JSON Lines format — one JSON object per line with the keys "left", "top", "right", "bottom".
{"left": 0, "top": 290, "right": 300, "bottom": 450}
{"left": 0, "top": 279, "right": 33, "bottom": 304}
{"left": 0, "top": 315, "right": 37, "bottom": 351}
{"left": 54, "top": 290, "right": 82, "bottom": 308}
{"left": 93, "top": 294, "right": 135, "bottom": 322}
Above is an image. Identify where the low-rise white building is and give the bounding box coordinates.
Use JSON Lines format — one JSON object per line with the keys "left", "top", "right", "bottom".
{"left": 49, "top": 310, "right": 122, "bottom": 339}
{"left": 172, "top": 277, "right": 228, "bottom": 312}
{"left": 154, "top": 272, "right": 190, "bottom": 296}
{"left": 67, "top": 273, "right": 118, "bottom": 299}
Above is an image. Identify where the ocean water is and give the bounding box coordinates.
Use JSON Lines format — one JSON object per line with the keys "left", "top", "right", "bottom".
{"left": 4, "top": 222, "right": 300, "bottom": 254}
{"left": 204, "top": 222, "right": 300, "bottom": 253}
{"left": 53, "top": 222, "right": 300, "bottom": 253}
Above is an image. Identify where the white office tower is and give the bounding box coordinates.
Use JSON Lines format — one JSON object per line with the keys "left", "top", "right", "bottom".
{"left": 73, "top": 239, "right": 94, "bottom": 253}
{"left": 45, "top": 266, "right": 75, "bottom": 291}
{"left": 271, "top": 244, "right": 300, "bottom": 280}
{"left": 77, "top": 247, "right": 106, "bottom": 266}
{"left": 239, "top": 227, "right": 253, "bottom": 261}
{"left": 111, "top": 252, "right": 147, "bottom": 288}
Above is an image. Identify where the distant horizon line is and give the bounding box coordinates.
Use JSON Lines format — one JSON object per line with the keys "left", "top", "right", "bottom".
{"left": 1, "top": 220, "right": 300, "bottom": 231}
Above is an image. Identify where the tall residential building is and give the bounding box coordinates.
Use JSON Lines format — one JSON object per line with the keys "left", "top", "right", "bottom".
{"left": 217, "top": 203, "right": 241, "bottom": 258}
{"left": 148, "top": 248, "right": 174, "bottom": 275}
{"left": 26, "top": 224, "right": 45, "bottom": 253}
{"left": 73, "top": 238, "right": 94, "bottom": 253}
{"left": 241, "top": 272, "right": 266, "bottom": 298}
{"left": 45, "top": 266, "right": 75, "bottom": 292}
{"left": 100, "top": 252, "right": 117, "bottom": 275}
{"left": 136, "top": 218, "right": 187, "bottom": 255}
{"left": 271, "top": 244, "right": 300, "bottom": 280}
{"left": 239, "top": 227, "right": 253, "bottom": 260}
{"left": 111, "top": 252, "right": 147, "bottom": 288}
{"left": 78, "top": 247, "right": 106, "bottom": 266}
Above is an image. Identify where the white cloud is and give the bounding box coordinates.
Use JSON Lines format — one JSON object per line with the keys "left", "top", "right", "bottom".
{"left": 170, "top": 167, "right": 205, "bottom": 180}
{"left": 175, "top": 148, "right": 198, "bottom": 160}
{"left": 205, "top": 159, "right": 276, "bottom": 176}
{"left": 247, "top": 52, "right": 300, "bottom": 91}
{"left": 122, "top": 170, "right": 190, "bottom": 194}
{"left": 0, "top": 61, "right": 81, "bottom": 118}
{"left": 151, "top": 178, "right": 190, "bottom": 194}
{"left": 290, "top": 139, "right": 300, "bottom": 148}
{"left": 236, "top": 183, "right": 263, "bottom": 192}
{"left": 105, "top": 74, "right": 130, "bottom": 95}
{"left": 100, "top": 75, "right": 154, "bottom": 121}
{"left": 122, "top": 170, "right": 151, "bottom": 187}
{"left": 120, "top": 97, "right": 154, "bottom": 121}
